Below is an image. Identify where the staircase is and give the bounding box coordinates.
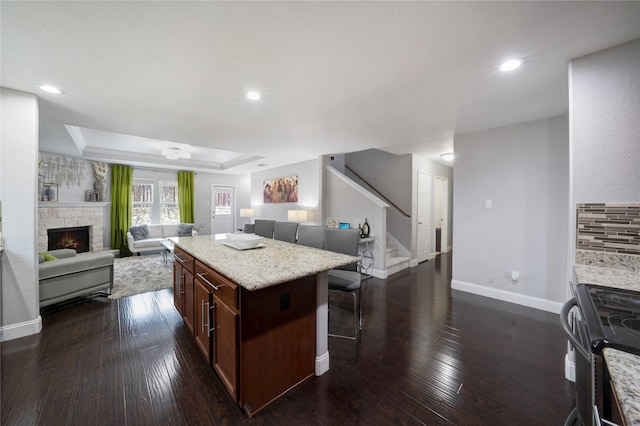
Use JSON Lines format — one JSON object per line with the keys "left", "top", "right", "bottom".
{"left": 386, "top": 243, "right": 410, "bottom": 276}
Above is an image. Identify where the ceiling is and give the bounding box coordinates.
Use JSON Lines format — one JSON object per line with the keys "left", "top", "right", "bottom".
{"left": 2, "top": 2, "right": 640, "bottom": 175}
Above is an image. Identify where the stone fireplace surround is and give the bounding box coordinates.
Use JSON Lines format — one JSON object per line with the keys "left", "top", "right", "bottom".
{"left": 38, "top": 203, "right": 108, "bottom": 253}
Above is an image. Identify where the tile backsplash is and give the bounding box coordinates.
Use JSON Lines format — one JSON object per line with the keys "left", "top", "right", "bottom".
{"left": 577, "top": 203, "right": 640, "bottom": 255}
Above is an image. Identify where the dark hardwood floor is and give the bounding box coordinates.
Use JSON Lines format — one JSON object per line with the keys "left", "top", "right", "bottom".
{"left": 1, "top": 252, "right": 574, "bottom": 425}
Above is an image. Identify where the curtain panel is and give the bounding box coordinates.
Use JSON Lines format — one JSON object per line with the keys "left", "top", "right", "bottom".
{"left": 110, "top": 164, "right": 133, "bottom": 255}
{"left": 178, "top": 171, "right": 194, "bottom": 224}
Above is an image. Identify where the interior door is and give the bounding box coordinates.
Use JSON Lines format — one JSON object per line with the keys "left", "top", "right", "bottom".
{"left": 417, "top": 171, "right": 431, "bottom": 263}
{"left": 211, "top": 185, "right": 235, "bottom": 235}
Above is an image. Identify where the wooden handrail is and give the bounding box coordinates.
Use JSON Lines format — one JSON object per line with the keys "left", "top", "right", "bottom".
{"left": 345, "top": 165, "right": 411, "bottom": 218}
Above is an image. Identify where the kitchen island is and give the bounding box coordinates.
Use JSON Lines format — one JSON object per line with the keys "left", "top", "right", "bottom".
{"left": 574, "top": 257, "right": 640, "bottom": 426}
{"left": 170, "top": 234, "right": 358, "bottom": 416}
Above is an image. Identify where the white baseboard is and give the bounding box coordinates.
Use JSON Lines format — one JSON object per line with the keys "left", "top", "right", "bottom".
{"left": 409, "top": 258, "right": 418, "bottom": 268}
{"left": 451, "top": 279, "right": 563, "bottom": 314}
{"left": 369, "top": 268, "right": 387, "bottom": 279}
{"left": 1, "top": 316, "right": 42, "bottom": 342}
{"left": 315, "top": 351, "right": 330, "bottom": 375}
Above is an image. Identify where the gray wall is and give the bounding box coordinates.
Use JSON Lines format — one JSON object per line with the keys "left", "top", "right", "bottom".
{"left": 569, "top": 38, "right": 640, "bottom": 266}
{"left": 1, "top": 88, "right": 41, "bottom": 341}
{"left": 345, "top": 149, "right": 413, "bottom": 252}
{"left": 452, "top": 115, "right": 569, "bottom": 312}
{"left": 251, "top": 159, "right": 321, "bottom": 224}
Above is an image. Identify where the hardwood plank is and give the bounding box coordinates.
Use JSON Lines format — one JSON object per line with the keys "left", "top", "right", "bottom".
{"left": 1, "top": 253, "right": 574, "bottom": 425}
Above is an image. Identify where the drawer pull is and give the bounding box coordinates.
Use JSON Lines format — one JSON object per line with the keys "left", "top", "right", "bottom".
{"left": 197, "top": 272, "right": 221, "bottom": 291}
{"left": 174, "top": 254, "right": 186, "bottom": 263}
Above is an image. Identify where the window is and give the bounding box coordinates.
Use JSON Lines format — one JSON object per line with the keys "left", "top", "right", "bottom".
{"left": 160, "top": 180, "right": 180, "bottom": 224}
{"left": 132, "top": 179, "right": 153, "bottom": 225}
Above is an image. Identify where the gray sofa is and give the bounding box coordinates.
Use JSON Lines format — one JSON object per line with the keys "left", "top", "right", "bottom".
{"left": 39, "top": 249, "right": 114, "bottom": 307}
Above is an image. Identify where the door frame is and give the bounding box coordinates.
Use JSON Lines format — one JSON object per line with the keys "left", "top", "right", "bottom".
{"left": 210, "top": 185, "right": 236, "bottom": 235}
{"left": 434, "top": 175, "right": 450, "bottom": 254}
{"left": 416, "top": 170, "right": 432, "bottom": 263}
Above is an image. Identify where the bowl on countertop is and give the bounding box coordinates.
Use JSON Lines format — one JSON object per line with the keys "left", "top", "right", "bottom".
{"left": 225, "top": 233, "right": 264, "bottom": 249}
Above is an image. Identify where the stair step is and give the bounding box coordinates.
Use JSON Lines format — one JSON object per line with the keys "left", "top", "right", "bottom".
{"left": 386, "top": 246, "right": 399, "bottom": 258}
{"left": 386, "top": 256, "right": 410, "bottom": 276}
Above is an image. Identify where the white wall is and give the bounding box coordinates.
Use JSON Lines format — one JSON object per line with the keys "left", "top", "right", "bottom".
{"left": 411, "top": 155, "right": 454, "bottom": 261}
{"left": 345, "top": 150, "right": 413, "bottom": 252}
{"left": 452, "top": 115, "right": 569, "bottom": 313}
{"left": 325, "top": 167, "right": 388, "bottom": 278}
{"left": 1, "top": 88, "right": 42, "bottom": 341}
{"left": 194, "top": 172, "right": 250, "bottom": 233}
{"left": 569, "top": 38, "right": 640, "bottom": 263}
{"left": 251, "top": 159, "right": 321, "bottom": 224}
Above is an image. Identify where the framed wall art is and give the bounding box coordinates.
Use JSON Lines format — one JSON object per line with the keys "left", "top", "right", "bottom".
{"left": 263, "top": 175, "right": 298, "bottom": 204}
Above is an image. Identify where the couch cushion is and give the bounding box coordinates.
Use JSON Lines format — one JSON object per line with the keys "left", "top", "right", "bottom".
{"left": 39, "top": 254, "right": 46, "bottom": 264}
{"left": 47, "top": 249, "right": 77, "bottom": 259}
{"left": 176, "top": 223, "right": 194, "bottom": 237}
{"left": 39, "top": 252, "right": 114, "bottom": 280}
{"left": 130, "top": 224, "right": 149, "bottom": 241}
{"left": 162, "top": 224, "right": 178, "bottom": 237}
{"left": 133, "top": 237, "right": 166, "bottom": 248}
{"left": 147, "top": 224, "right": 164, "bottom": 238}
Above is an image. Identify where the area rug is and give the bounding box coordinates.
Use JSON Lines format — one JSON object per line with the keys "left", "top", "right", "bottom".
{"left": 109, "top": 254, "right": 172, "bottom": 299}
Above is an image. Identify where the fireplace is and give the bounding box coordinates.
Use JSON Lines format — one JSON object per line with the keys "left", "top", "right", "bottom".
{"left": 48, "top": 226, "right": 91, "bottom": 253}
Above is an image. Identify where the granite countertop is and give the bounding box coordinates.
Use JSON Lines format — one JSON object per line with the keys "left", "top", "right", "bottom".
{"left": 602, "top": 348, "right": 640, "bottom": 425}
{"left": 172, "top": 234, "right": 359, "bottom": 291}
{"left": 574, "top": 264, "right": 640, "bottom": 291}
{"left": 574, "top": 251, "right": 640, "bottom": 425}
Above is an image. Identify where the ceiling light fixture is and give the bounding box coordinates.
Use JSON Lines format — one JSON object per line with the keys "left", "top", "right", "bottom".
{"left": 246, "top": 91, "right": 261, "bottom": 101}
{"left": 499, "top": 59, "right": 522, "bottom": 72}
{"left": 40, "top": 85, "right": 64, "bottom": 94}
{"left": 161, "top": 146, "right": 191, "bottom": 160}
{"left": 440, "top": 153, "right": 454, "bottom": 162}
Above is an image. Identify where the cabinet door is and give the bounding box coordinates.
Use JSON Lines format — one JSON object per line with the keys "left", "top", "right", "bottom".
{"left": 213, "top": 296, "right": 239, "bottom": 400}
{"left": 173, "top": 262, "right": 184, "bottom": 315}
{"left": 194, "top": 279, "right": 212, "bottom": 364}
{"left": 183, "top": 268, "right": 195, "bottom": 336}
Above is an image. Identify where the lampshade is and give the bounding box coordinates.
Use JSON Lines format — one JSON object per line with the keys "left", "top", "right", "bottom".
{"left": 240, "top": 208, "right": 254, "bottom": 218}
{"left": 287, "top": 209, "right": 308, "bottom": 222}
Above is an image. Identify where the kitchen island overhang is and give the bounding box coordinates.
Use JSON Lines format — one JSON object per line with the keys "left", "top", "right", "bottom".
{"left": 170, "top": 234, "right": 359, "bottom": 416}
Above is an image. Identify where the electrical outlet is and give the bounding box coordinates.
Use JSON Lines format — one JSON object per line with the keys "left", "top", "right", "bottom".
{"left": 511, "top": 271, "right": 520, "bottom": 283}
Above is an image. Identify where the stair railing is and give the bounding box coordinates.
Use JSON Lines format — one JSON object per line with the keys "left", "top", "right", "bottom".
{"left": 345, "top": 165, "right": 411, "bottom": 218}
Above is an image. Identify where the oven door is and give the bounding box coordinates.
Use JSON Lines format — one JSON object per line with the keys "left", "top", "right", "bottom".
{"left": 561, "top": 298, "right": 600, "bottom": 426}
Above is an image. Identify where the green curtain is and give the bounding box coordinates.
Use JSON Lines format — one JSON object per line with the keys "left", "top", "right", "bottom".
{"left": 110, "top": 164, "right": 133, "bottom": 255}
{"left": 178, "top": 171, "right": 194, "bottom": 223}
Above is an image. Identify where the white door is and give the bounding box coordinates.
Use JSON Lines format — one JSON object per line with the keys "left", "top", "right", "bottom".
{"left": 417, "top": 171, "right": 431, "bottom": 263}
{"left": 211, "top": 185, "right": 235, "bottom": 235}
{"left": 436, "top": 176, "right": 449, "bottom": 253}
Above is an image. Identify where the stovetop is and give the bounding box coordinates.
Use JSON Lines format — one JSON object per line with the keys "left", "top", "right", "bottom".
{"left": 575, "top": 284, "right": 640, "bottom": 355}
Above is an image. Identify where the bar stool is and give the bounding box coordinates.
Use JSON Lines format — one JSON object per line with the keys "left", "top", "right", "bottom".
{"left": 324, "top": 228, "right": 362, "bottom": 360}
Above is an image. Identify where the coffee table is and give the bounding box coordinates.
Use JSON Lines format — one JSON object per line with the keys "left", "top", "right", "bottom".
{"left": 161, "top": 239, "right": 175, "bottom": 266}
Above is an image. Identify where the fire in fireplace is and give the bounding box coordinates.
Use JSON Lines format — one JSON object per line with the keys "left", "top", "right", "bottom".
{"left": 48, "top": 226, "right": 90, "bottom": 253}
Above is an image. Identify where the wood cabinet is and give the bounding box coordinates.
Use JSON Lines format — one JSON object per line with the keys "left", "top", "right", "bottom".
{"left": 194, "top": 260, "right": 239, "bottom": 399}
{"left": 174, "top": 250, "right": 317, "bottom": 416}
{"left": 173, "top": 246, "right": 195, "bottom": 335}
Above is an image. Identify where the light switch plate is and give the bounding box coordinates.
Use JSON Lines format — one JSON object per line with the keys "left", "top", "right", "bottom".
{"left": 485, "top": 199, "right": 493, "bottom": 209}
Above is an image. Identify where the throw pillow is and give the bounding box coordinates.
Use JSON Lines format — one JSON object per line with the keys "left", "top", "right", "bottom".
{"left": 39, "top": 252, "right": 59, "bottom": 262}
{"left": 176, "top": 223, "right": 194, "bottom": 237}
{"left": 130, "top": 224, "right": 149, "bottom": 241}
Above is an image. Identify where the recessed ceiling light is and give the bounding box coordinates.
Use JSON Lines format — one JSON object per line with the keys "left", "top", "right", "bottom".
{"left": 246, "top": 91, "right": 261, "bottom": 101}
{"left": 440, "top": 153, "right": 454, "bottom": 162}
{"left": 499, "top": 59, "right": 522, "bottom": 72}
{"left": 40, "top": 85, "right": 64, "bottom": 94}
